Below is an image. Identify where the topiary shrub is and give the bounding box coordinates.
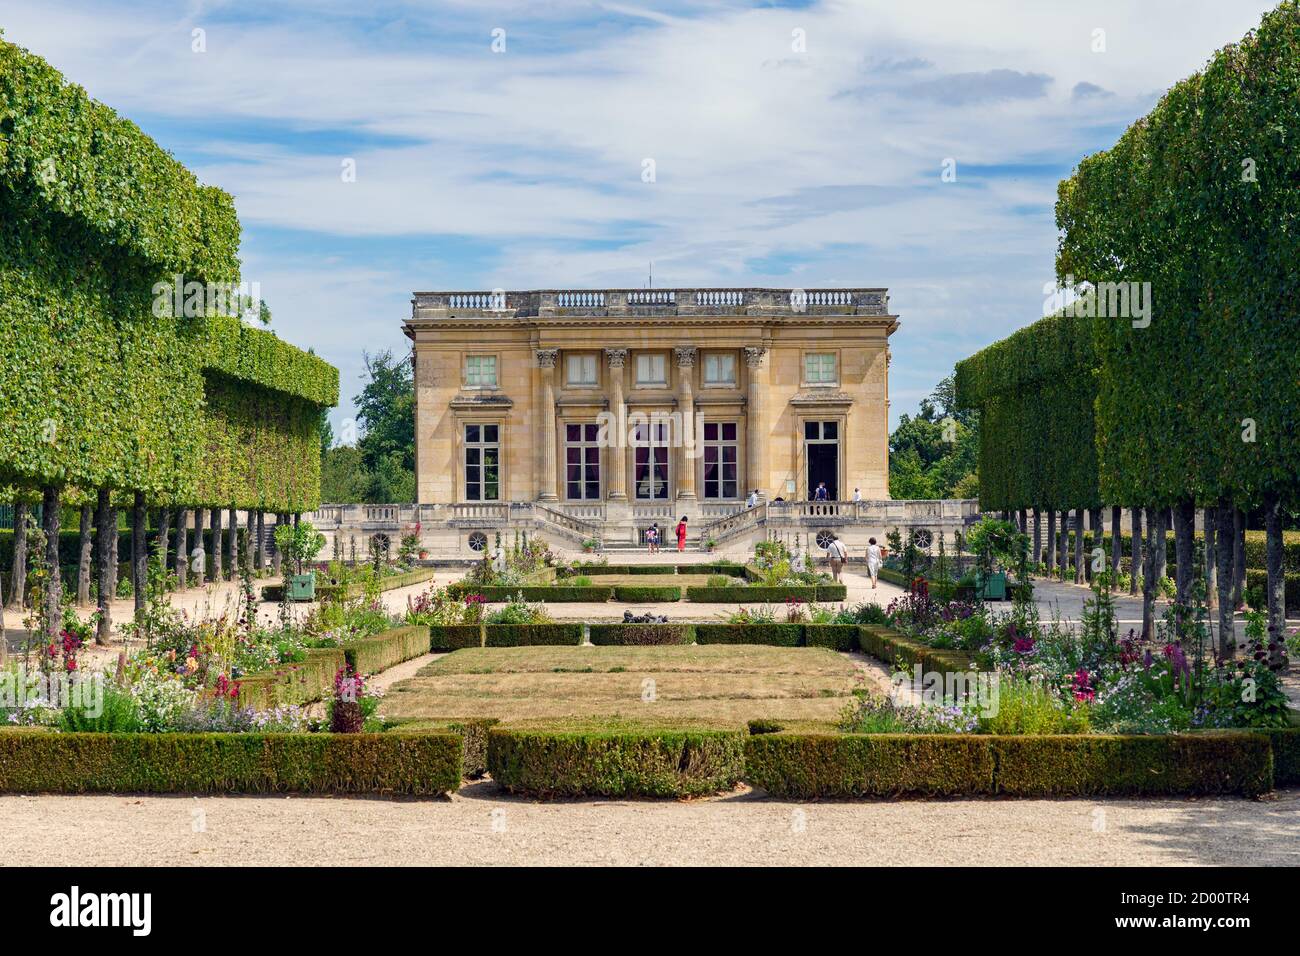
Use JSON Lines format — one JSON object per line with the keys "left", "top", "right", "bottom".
{"left": 428, "top": 624, "right": 484, "bottom": 651}
{"left": 695, "top": 623, "right": 803, "bottom": 646}
{"left": 487, "top": 728, "right": 745, "bottom": 797}
{"left": 587, "top": 623, "right": 693, "bottom": 646}
{"left": 483, "top": 624, "right": 583, "bottom": 647}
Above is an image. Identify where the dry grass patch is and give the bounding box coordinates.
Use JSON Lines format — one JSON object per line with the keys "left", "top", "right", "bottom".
{"left": 381, "top": 645, "right": 860, "bottom": 729}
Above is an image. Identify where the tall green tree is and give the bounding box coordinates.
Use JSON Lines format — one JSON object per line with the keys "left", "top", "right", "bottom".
{"left": 889, "top": 376, "right": 979, "bottom": 500}
{"left": 355, "top": 350, "right": 415, "bottom": 475}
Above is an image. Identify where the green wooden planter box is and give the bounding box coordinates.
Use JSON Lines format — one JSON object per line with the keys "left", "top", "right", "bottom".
{"left": 287, "top": 573, "right": 316, "bottom": 601}
{"left": 977, "top": 571, "right": 1007, "bottom": 601}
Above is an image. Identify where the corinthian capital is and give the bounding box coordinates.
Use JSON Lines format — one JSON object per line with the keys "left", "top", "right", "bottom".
{"left": 674, "top": 345, "right": 697, "bottom": 367}
{"left": 535, "top": 348, "right": 558, "bottom": 369}
{"left": 743, "top": 346, "right": 767, "bottom": 369}
{"left": 604, "top": 348, "right": 628, "bottom": 369}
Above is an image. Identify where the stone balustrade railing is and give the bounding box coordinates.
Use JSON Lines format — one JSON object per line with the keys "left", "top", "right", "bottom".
{"left": 411, "top": 288, "right": 892, "bottom": 319}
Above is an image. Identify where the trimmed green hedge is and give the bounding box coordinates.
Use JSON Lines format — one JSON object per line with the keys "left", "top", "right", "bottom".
{"left": 612, "top": 585, "right": 682, "bottom": 602}
{"left": 487, "top": 728, "right": 745, "bottom": 797}
{"left": 746, "top": 732, "right": 1274, "bottom": 798}
{"left": 587, "top": 623, "right": 693, "bottom": 646}
{"left": 803, "top": 624, "right": 860, "bottom": 651}
{"left": 680, "top": 563, "right": 746, "bottom": 577}
{"left": 858, "top": 625, "right": 978, "bottom": 683}
{"left": 816, "top": 584, "right": 848, "bottom": 601}
{"left": 457, "top": 585, "right": 613, "bottom": 602}
{"left": 483, "top": 624, "right": 583, "bottom": 647}
{"left": 351, "top": 625, "right": 429, "bottom": 675}
{"left": 562, "top": 564, "right": 668, "bottom": 576}
{"left": 694, "top": 623, "right": 803, "bottom": 647}
{"left": 1245, "top": 569, "right": 1300, "bottom": 615}
{"left": 0, "top": 731, "right": 461, "bottom": 795}
{"left": 428, "top": 624, "right": 484, "bottom": 651}
{"left": 1258, "top": 728, "right": 1300, "bottom": 787}
{"left": 391, "top": 718, "right": 499, "bottom": 779}
{"left": 686, "top": 585, "right": 820, "bottom": 603}
{"left": 746, "top": 734, "right": 996, "bottom": 797}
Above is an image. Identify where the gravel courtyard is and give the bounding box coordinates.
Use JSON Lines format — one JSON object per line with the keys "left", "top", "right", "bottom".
{"left": 2, "top": 787, "right": 1296, "bottom": 867}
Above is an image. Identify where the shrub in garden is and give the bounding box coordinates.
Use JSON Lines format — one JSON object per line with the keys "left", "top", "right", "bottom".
{"left": 803, "top": 624, "right": 860, "bottom": 651}
{"left": 612, "top": 585, "right": 682, "bottom": 602}
{"left": 483, "top": 624, "right": 582, "bottom": 647}
{"left": 588, "top": 623, "right": 692, "bottom": 646}
{"left": 694, "top": 623, "right": 802, "bottom": 646}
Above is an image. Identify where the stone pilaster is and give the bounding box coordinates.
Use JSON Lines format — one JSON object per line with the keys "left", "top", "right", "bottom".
{"left": 536, "top": 349, "right": 559, "bottom": 501}
{"left": 674, "top": 345, "right": 697, "bottom": 501}
{"left": 745, "top": 346, "right": 768, "bottom": 499}
{"left": 605, "top": 349, "right": 628, "bottom": 500}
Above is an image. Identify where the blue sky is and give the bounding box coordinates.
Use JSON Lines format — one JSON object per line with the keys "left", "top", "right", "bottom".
{"left": 0, "top": 0, "right": 1279, "bottom": 434}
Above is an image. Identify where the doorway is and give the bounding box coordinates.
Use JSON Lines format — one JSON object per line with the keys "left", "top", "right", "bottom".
{"left": 804, "top": 420, "right": 839, "bottom": 500}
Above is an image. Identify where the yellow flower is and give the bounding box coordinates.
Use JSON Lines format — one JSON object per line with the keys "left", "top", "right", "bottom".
{"left": 185, "top": 656, "right": 199, "bottom": 675}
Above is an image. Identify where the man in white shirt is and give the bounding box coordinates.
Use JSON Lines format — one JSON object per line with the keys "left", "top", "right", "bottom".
{"left": 825, "top": 534, "right": 848, "bottom": 582}
{"left": 746, "top": 489, "right": 759, "bottom": 509}
{"left": 852, "top": 488, "right": 862, "bottom": 503}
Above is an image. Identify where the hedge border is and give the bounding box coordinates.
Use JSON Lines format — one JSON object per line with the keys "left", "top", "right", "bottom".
{"left": 858, "top": 625, "right": 979, "bottom": 683}
{"left": 694, "top": 623, "right": 803, "bottom": 646}
{"left": 686, "top": 585, "right": 820, "bottom": 603}
{"left": 487, "top": 728, "right": 746, "bottom": 797}
{"left": 428, "top": 624, "right": 484, "bottom": 651}
{"left": 612, "top": 585, "right": 682, "bottom": 602}
{"left": 0, "top": 731, "right": 461, "bottom": 795}
{"left": 483, "top": 623, "right": 583, "bottom": 647}
{"left": 587, "top": 623, "right": 694, "bottom": 646}
{"left": 803, "top": 624, "right": 861, "bottom": 651}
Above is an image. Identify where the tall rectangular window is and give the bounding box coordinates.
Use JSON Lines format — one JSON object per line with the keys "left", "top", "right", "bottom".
{"left": 464, "top": 423, "right": 500, "bottom": 500}
{"left": 635, "top": 353, "right": 667, "bottom": 386}
{"left": 703, "top": 352, "right": 736, "bottom": 386}
{"left": 703, "top": 421, "right": 739, "bottom": 499}
{"left": 804, "top": 352, "right": 837, "bottom": 384}
{"left": 633, "top": 421, "right": 669, "bottom": 499}
{"left": 465, "top": 355, "right": 498, "bottom": 388}
{"left": 565, "top": 423, "right": 601, "bottom": 499}
{"left": 566, "top": 353, "right": 597, "bottom": 386}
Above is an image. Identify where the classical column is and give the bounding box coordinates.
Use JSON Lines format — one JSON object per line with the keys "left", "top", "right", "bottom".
{"left": 744, "top": 346, "right": 768, "bottom": 499}
{"left": 537, "top": 349, "right": 559, "bottom": 501}
{"left": 675, "top": 346, "right": 697, "bottom": 500}
{"left": 605, "top": 349, "right": 628, "bottom": 500}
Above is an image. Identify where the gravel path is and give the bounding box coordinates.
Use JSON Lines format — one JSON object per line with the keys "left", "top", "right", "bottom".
{"left": 1, "top": 786, "right": 1295, "bottom": 866}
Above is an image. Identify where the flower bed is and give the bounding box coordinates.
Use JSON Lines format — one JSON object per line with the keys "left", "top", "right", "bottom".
{"left": 487, "top": 728, "right": 745, "bottom": 797}
{"left": 483, "top": 624, "right": 583, "bottom": 647}
{"left": 0, "top": 730, "right": 462, "bottom": 795}
{"left": 612, "top": 585, "right": 682, "bottom": 602}
{"left": 587, "top": 623, "right": 693, "bottom": 646}
{"left": 744, "top": 731, "right": 1274, "bottom": 798}
{"left": 694, "top": 623, "right": 803, "bottom": 647}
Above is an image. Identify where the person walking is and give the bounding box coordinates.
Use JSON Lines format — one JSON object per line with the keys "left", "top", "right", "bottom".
{"left": 825, "top": 533, "right": 848, "bottom": 582}
{"left": 675, "top": 516, "right": 688, "bottom": 553}
{"left": 866, "top": 536, "right": 887, "bottom": 590}
{"left": 646, "top": 524, "right": 659, "bottom": 553}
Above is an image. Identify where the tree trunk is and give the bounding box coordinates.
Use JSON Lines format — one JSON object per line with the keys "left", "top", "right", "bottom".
{"left": 174, "top": 508, "right": 189, "bottom": 590}
{"left": 1153, "top": 508, "right": 1168, "bottom": 584}
{"left": 1032, "top": 508, "right": 1041, "bottom": 567}
{"left": 228, "top": 506, "right": 239, "bottom": 579}
{"left": 1173, "top": 499, "right": 1194, "bottom": 609}
{"left": 1215, "top": 504, "right": 1237, "bottom": 658}
{"left": 193, "top": 508, "right": 206, "bottom": 587}
{"left": 7, "top": 501, "right": 28, "bottom": 610}
{"left": 132, "top": 492, "right": 146, "bottom": 613}
{"left": 254, "top": 510, "right": 265, "bottom": 572}
{"left": 1073, "top": 508, "right": 1085, "bottom": 583}
{"left": 1045, "top": 510, "right": 1056, "bottom": 573}
{"left": 272, "top": 514, "right": 283, "bottom": 576}
{"left": 95, "top": 489, "right": 112, "bottom": 645}
{"left": 77, "top": 503, "right": 93, "bottom": 606}
{"left": 211, "top": 507, "right": 224, "bottom": 582}
{"left": 1110, "top": 505, "right": 1122, "bottom": 579}
{"left": 156, "top": 507, "right": 172, "bottom": 583}
{"left": 1231, "top": 507, "right": 1246, "bottom": 609}
{"left": 1264, "top": 493, "right": 1286, "bottom": 667}
{"left": 1129, "top": 507, "right": 1141, "bottom": 595}
{"left": 1141, "top": 507, "right": 1156, "bottom": 640}
{"left": 1058, "top": 513, "right": 1069, "bottom": 578}
{"left": 1205, "top": 507, "right": 1217, "bottom": 610}
{"left": 1017, "top": 507, "right": 1027, "bottom": 537}
{"left": 42, "top": 486, "right": 62, "bottom": 645}
{"left": 108, "top": 506, "right": 119, "bottom": 598}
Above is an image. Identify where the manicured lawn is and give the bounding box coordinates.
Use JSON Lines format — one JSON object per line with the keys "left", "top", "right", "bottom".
{"left": 380, "top": 645, "right": 859, "bottom": 729}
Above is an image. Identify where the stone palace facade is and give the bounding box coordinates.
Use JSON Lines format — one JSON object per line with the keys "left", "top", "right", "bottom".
{"left": 312, "top": 288, "right": 978, "bottom": 558}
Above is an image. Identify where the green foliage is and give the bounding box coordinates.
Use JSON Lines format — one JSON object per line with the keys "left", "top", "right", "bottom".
{"left": 694, "top": 623, "right": 803, "bottom": 646}
{"left": 889, "top": 376, "right": 980, "bottom": 499}
{"left": 803, "top": 624, "right": 860, "bottom": 651}
{"left": 487, "top": 728, "right": 745, "bottom": 797}
{"left": 587, "top": 623, "right": 693, "bottom": 646}
{"left": 686, "top": 585, "right": 820, "bottom": 603}
{"left": 611, "top": 585, "right": 682, "bottom": 602}
{"left": 0, "top": 731, "right": 462, "bottom": 795}
{"left": 273, "top": 520, "right": 325, "bottom": 575}
{"left": 427, "top": 624, "right": 485, "bottom": 651}
{"left": 482, "top": 623, "right": 581, "bottom": 647}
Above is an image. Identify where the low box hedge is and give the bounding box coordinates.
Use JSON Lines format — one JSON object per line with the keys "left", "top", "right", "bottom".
{"left": 351, "top": 625, "right": 431, "bottom": 674}
{"left": 612, "top": 585, "right": 682, "bottom": 602}
{"left": 487, "top": 728, "right": 745, "bottom": 797}
{"left": 483, "top": 623, "right": 583, "bottom": 647}
{"left": 694, "top": 623, "right": 803, "bottom": 646}
{"left": 391, "top": 718, "right": 500, "bottom": 779}
{"left": 1245, "top": 569, "right": 1300, "bottom": 615}
{"left": 560, "top": 564, "right": 665, "bottom": 576}
{"left": 745, "top": 733, "right": 997, "bottom": 797}
{"left": 236, "top": 647, "right": 345, "bottom": 710}
{"left": 1258, "top": 728, "right": 1300, "bottom": 787}
{"left": 428, "top": 624, "right": 484, "bottom": 651}
{"left": 991, "top": 733, "right": 1273, "bottom": 797}
{"left": 0, "top": 731, "right": 462, "bottom": 795}
{"left": 463, "top": 585, "right": 613, "bottom": 602}
{"left": 587, "top": 623, "right": 694, "bottom": 646}
{"left": 681, "top": 563, "right": 746, "bottom": 577}
{"left": 686, "top": 585, "right": 820, "bottom": 603}
{"left": 803, "top": 624, "right": 860, "bottom": 651}
{"left": 816, "top": 584, "right": 848, "bottom": 602}
{"left": 858, "top": 625, "right": 978, "bottom": 682}
{"left": 745, "top": 732, "right": 1275, "bottom": 798}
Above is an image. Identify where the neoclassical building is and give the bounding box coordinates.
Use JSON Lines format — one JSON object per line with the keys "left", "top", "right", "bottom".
{"left": 389, "top": 287, "right": 927, "bottom": 547}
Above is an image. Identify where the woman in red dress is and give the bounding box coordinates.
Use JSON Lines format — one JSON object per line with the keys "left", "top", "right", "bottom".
{"left": 675, "top": 516, "right": 688, "bottom": 552}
